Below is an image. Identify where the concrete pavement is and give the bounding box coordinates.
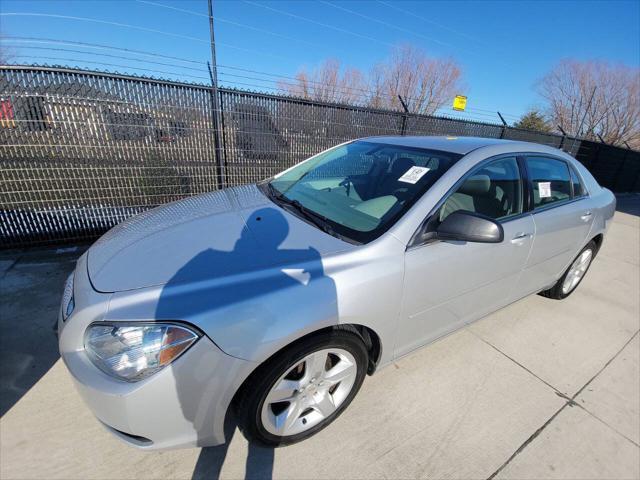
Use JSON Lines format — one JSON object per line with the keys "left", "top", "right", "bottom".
{"left": 1, "top": 196, "right": 638, "bottom": 480}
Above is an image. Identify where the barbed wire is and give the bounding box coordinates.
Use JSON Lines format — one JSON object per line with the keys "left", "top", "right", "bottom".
{"left": 8, "top": 56, "right": 212, "bottom": 82}
{"left": 2, "top": 36, "right": 206, "bottom": 66}
{"left": 3, "top": 43, "right": 520, "bottom": 122}
{"left": 4, "top": 45, "right": 209, "bottom": 74}
{"left": 1, "top": 62, "right": 516, "bottom": 126}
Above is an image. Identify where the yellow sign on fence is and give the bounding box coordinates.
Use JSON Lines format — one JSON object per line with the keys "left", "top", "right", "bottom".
{"left": 452, "top": 95, "right": 467, "bottom": 111}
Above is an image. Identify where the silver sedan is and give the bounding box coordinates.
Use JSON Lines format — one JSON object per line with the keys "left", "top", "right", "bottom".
{"left": 58, "top": 136, "right": 616, "bottom": 449}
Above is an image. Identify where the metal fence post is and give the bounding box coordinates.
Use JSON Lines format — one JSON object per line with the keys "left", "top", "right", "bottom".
{"left": 398, "top": 95, "right": 409, "bottom": 136}
{"left": 207, "top": 1, "right": 225, "bottom": 190}
{"left": 557, "top": 125, "right": 567, "bottom": 150}
{"left": 497, "top": 112, "right": 507, "bottom": 139}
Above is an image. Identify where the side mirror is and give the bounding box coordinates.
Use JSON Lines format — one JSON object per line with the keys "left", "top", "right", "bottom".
{"left": 436, "top": 211, "right": 504, "bottom": 243}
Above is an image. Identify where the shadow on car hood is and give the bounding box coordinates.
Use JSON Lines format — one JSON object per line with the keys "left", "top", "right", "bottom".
{"left": 87, "top": 185, "right": 352, "bottom": 292}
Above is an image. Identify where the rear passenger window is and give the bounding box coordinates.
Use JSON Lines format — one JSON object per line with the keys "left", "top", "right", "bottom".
{"left": 570, "top": 166, "right": 586, "bottom": 197}
{"left": 526, "top": 157, "right": 571, "bottom": 209}
{"left": 440, "top": 157, "right": 523, "bottom": 221}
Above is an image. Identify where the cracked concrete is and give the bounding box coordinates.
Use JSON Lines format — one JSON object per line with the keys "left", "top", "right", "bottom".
{"left": 1, "top": 197, "right": 638, "bottom": 480}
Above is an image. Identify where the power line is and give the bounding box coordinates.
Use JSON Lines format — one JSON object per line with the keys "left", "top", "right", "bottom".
{"left": 136, "top": 0, "right": 324, "bottom": 48}
{"left": 0, "top": 12, "right": 208, "bottom": 43}
{"left": 376, "top": 0, "right": 491, "bottom": 48}
{"left": 1, "top": 14, "right": 522, "bottom": 120}
{"left": 134, "top": 0, "right": 514, "bottom": 116}
{"left": 135, "top": 0, "right": 209, "bottom": 18}
{"left": 319, "top": 1, "right": 456, "bottom": 50}
{"left": 242, "top": 0, "right": 395, "bottom": 48}
{"left": 0, "top": 12, "right": 290, "bottom": 60}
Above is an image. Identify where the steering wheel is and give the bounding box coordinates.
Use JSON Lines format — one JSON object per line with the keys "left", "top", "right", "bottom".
{"left": 391, "top": 186, "right": 411, "bottom": 202}
{"left": 339, "top": 178, "right": 353, "bottom": 197}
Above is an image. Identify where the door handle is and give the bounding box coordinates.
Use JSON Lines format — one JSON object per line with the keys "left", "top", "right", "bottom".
{"left": 580, "top": 211, "right": 593, "bottom": 222}
{"left": 510, "top": 232, "right": 532, "bottom": 244}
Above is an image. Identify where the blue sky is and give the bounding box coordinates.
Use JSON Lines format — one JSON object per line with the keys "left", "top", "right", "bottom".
{"left": 1, "top": 0, "right": 639, "bottom": 124}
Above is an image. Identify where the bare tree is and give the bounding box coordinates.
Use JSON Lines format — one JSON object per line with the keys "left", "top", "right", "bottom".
{"left": 280, "top": 46, "right": 463, "bottom": 115}
{"left": 539, "top": 60, "right": 640, "bottom": 148}
{"left": 277, "top": 59, "right": 367, "bottom": 105}
{"left": 368, "top": 45, "right": 462, "bottom": 115}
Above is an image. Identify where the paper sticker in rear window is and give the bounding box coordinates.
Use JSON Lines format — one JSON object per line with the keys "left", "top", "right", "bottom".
{"left": 539, "top": 182, "right": 552, "bottom": 198}
{"left": 398, "top": 166, "right": 430, "bottom": 184}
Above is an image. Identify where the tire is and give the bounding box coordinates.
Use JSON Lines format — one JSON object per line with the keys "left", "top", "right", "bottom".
{"left": 235, "top": 329, "right": 368, "bottom": 446}
{"left": 540, "top": 240, "right": 597, "bottom": 300}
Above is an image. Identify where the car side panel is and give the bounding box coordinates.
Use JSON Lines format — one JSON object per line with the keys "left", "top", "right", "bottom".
{"left": 517, "top": 197, "right": 596, "bottom": 296}
{"left": 396, "top": 214, "right": 534, "bottom": 358}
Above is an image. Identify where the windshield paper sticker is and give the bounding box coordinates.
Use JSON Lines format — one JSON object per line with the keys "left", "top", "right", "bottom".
{"left": 538, "top": 182, "right": 552, "bottom": 198}
{"left": 398, "top": 166, "right": 430, "bottom": 184}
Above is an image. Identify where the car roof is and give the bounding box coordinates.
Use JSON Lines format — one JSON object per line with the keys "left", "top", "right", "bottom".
{"left": 362, "top": 136, "right": 524, "bottom": 155}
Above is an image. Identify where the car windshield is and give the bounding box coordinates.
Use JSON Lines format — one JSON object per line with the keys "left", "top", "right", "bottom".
{"left": 263, "top": 140, "right": 461, "bottom": 243}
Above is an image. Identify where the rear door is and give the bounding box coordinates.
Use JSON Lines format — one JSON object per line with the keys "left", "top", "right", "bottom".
{"left": 516, "top": 155, "right": 594, "bottom": 296}
{"left": 396, "top": 155, "right": 535, "bottom": 357}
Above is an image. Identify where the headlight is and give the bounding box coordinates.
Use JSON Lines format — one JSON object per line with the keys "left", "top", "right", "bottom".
{"left": 84, "top": 323, "right": 200, "bottom": 382}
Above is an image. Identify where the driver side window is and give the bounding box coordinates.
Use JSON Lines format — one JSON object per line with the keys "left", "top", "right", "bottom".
{"left": 439, "top": 157, "right": 523, "bottom": 222}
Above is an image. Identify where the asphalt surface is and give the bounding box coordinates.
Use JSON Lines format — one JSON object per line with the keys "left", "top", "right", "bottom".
{"left": 1, "top": 196, "right": 639, "bottom": 480}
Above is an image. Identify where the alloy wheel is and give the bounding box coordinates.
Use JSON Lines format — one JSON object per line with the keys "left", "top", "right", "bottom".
{"left": 260, "top": 348, "right": 357, "bottom": 437}
{"left": 562, "top": 248, "right": 593, "bottom": 294}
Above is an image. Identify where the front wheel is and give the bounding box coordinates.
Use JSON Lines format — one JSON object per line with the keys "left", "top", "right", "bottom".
{"left": 235, "top": 329, "right": 368, "bottom": 446}
{"left": 540, "top": 240, "right": 597, "bottom": 300}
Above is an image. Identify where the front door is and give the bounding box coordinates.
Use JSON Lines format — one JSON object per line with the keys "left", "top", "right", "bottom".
{"left": 395, "top": 156, "right": 535, "bottom": 357}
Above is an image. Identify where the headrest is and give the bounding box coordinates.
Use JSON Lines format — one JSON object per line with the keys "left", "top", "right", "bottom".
{"left": 459, "top": 174, "right": 491, "bottom": 196}
{"left": 392, "top": 157, "right": 415, "bottom": 176}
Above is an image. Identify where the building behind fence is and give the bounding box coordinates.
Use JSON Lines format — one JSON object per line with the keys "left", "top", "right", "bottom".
{"left": 1, "top": 65, "right": 639, "bottom": 248}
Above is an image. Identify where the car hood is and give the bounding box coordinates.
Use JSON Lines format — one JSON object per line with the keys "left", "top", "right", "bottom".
{"left": 87, "top": 184, "right": 352, "bottom": 292}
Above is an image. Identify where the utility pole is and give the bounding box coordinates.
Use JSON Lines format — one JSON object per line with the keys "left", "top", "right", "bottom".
{"left": 208, "top": 0, "right": 225, "bottom": 189}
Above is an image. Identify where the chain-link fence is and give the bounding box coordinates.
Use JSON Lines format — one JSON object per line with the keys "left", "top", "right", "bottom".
{"left": 1, "top": 65, "right": 639, "bottom": 248}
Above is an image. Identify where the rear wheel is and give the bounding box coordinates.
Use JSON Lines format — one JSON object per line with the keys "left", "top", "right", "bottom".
{"left": 235, "top": 329, "right": 368, "bottom": 446}
{"left": 540, "top": 240, "right": 596, "bottom": 300}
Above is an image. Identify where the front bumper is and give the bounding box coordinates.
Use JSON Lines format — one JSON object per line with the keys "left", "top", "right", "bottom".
{"left": 58, "top": 254, "right": 256, "bottom": 450}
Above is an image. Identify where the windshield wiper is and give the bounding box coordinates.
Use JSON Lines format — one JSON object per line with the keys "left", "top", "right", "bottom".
{"left": 266, "top": 181, "right": 286, "bottom": 201}
{"left": 265, "top": 183, "right": 337, "bottom": 236}
{"left": 288, "top": 199, "right": 337, "bottom": 236}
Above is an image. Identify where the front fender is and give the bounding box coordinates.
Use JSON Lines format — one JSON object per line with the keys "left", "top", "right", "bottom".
{"left": 105, "top": 236, "right": 406, "bottom": 367}
{"left": 105, "top": 260, "right": 339, "bottom": 362}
